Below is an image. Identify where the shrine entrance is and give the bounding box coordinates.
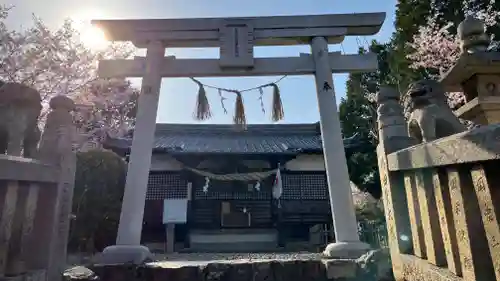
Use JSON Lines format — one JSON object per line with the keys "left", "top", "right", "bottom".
{"left": 93, "top": 12, "right": 386, "bottom": 258}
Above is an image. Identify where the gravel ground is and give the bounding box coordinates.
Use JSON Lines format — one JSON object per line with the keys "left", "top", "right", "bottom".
{"left": 150, "top": 252, "right": 326, "bottom": 267}
{"left": 154, "top": 252, "right": 325, "bottom": 261}
{"left": 67, "top": 252, "right": 328, "bottom": 268}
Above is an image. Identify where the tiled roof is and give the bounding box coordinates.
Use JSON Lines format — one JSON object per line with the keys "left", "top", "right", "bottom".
{"left": 104, "top": 123, "right": 359, "bottom": 155}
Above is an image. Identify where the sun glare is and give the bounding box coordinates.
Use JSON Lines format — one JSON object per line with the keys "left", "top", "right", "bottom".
{"left": 80, "top": 25, "right": 108, "bottom": 49}
{"left": 70, "top": 9, "right": 109, "bottom": 50}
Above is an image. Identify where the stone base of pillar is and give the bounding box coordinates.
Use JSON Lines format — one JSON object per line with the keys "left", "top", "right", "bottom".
{"left": 323, "top": 241, "right": 371, "bottom": 259}
{"left": 92, "top": 245, "right": 153, "bottom": 265}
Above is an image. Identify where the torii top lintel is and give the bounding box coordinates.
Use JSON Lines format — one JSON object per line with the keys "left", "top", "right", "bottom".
{"left": 92, "top": 12, "right": 385, "bottom": 48}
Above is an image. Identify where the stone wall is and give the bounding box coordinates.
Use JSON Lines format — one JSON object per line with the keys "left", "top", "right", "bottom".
{"left": 64, "top": 249, "right": 394, "bottom": 281}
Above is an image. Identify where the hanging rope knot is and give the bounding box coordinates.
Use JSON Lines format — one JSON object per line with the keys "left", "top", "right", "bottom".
{"left": 268, "top": 83, "right": 284, "bottom": 122}
{"left": 232, "top": 90, "right": 247, "bottom": 130}
{"left": 189, "top": 75, "right": 287, "bottom": 125}
{"left": 192, "top": 78, "right": 212, "bottom": 120}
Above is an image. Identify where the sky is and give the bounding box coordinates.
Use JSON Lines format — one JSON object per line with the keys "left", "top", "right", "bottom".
{"left": 4, "top": 0, "right": 397, "bottom": 124}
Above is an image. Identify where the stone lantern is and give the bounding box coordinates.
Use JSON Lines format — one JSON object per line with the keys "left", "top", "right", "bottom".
{"left": 440, "top": 16, "right": 500, "bottom": 125}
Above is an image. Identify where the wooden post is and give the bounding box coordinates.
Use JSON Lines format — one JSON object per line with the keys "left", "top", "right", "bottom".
{"left": 185, "top": 181, "right": 192, "bottom": 249}
{"left": 116, "top": 41, "right": 165, "bottom": 246}
{"left": 166, "top": 224, "right": 175, "bottom": 254}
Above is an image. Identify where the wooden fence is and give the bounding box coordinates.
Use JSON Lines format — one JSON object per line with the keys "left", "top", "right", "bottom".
{"left": 358, "top": 220, "right": 388, "bottom": 249}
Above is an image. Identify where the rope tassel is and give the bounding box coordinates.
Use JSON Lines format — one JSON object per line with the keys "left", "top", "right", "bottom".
{"left": 188, "top": 76, "right": 287, "bottom": 126}
{"left": 192, "top": 78, "right": 212, "bottom": 121}
{"left": 233, "top": 90, "right": 247, "bottom": 130}
{"left": 269, "top": 83, "right": 284, "bottom": 122}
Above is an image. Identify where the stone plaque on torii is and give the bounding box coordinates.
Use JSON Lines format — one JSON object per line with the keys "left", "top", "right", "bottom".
{"left": 92, "top": 12, "right": 385, "bottom": 261}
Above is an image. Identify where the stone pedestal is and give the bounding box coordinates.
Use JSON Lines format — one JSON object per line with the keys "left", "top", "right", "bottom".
{"left": 441, "top": 18, "right": 500, "bottom": 126}
{"left": 323, "top": 242, "right": 372, "bottom": 259}
{"left": 454, "top": 95, "right": 500, "bottom": 125}
{"left": 310, "top": 36, "right": 370, "bottom": 258}
{"left": 442, "top": 53, "right": 500, "bottom": 125}
{"left": 92, "top": 245, "right": 153, "bottom": 265}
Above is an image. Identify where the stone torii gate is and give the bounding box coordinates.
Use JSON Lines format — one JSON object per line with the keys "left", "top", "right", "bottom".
{"left": 93, "top": 12, "right": 385, "bottom": 259}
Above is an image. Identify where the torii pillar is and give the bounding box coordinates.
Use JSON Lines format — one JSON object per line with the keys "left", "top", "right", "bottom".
{"left": 94, "top": 41, "right": 165, "bottom": 264}
{"left": 311, "top": 36, "right": 370, "bottom": 257}
{"left": 115, "top": 41, "right": 164, "bottom": 246}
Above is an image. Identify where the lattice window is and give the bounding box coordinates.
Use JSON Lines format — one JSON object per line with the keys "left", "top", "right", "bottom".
{"left": 282, "top": 173, "right": 328, "bottom": 200}
{"left": 300, "top": 174, "right": 328, "bottom": 199}
{"left": 282, "top": 174, "right": 302, "bottom": 199}
{"left": 146, "top": 173, "right": 187, "bottom": 200}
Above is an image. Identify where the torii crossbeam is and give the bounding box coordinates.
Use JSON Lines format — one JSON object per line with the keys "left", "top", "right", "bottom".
{"left": 98, "top": 52, "right": 377, "bottom": 78}
{"left": 92, "top": 12, "right": 385, "bottom": 260}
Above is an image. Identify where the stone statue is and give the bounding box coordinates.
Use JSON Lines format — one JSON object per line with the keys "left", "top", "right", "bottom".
{"left": 0, "top": 81, "right": 42, "bottom": 157}
{"left": 402, "top": 79, "right": 466, "bottom": 143}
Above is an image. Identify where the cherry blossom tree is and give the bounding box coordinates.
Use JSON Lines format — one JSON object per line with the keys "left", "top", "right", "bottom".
{"left": 0, "top": 5, "right": 138, "bottom": 150}
{"left": 406, "top": 1, "right": 500, "bottom": 109}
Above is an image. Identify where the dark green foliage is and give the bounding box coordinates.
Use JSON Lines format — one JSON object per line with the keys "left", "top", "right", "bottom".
{"left": 339, "top": 1, "right": 430, "bottom": 198}
{"left": 69, "top": 149, "right": 127, "bottom": 252}
{"left": 339, "top": 94, "right": 380, "bottom": 198}
{"left": 339, "top": 43, "right": 397, "bottom": 199}
{"left": 395, "top": 0, "right": 432, "bottom": 42}
{"left": 340, "top": 68, "right": 380, "bottom": 198}
{"left": 392, "top": 0, "right": 434, "bottom": 87}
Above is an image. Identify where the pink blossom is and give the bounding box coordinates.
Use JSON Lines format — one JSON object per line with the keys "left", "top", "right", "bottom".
{"left": 406, "top": 3, "right": 499, "bottom": 108}
{"left": 407, "top": 20, "right": 461, "bottom": 75}
{"left": 0, "top": 6, "right": 138, "bottom": 150}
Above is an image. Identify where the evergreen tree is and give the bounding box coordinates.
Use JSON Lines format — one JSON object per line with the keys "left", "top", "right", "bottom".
{"left": 69, "top": 150, "right": 127, "bottom": 252}
{"left": 340, "top": 67, "right": 381, "bottom": 198}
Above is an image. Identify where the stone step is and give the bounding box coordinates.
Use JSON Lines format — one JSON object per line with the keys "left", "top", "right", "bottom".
{"left": 64, "top": 249, "right": 393, "bottom": 281}
{"left": 188, "top": 241, "right": 279, "bottom": 253}
{"left": 188, "top": 229, "right": 278, "bottom": 252}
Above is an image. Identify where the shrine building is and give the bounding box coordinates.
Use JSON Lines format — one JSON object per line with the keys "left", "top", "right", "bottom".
{"left": 104, "top": 122, "right": 363, "bottom": 252}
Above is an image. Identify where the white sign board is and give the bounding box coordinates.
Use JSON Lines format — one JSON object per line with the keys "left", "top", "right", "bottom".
{"left": 162, "top": 199, "right": 188, "bottom": 224}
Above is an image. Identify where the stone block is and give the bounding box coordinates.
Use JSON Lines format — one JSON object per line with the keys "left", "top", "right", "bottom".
{"left": 322, "top": 259, "right": 357, "bottom": 279}
{"left": 323, "top": 241, "right": 371, "bottom": 259}
{"left": 91, "top": 245, "right": 153, "bottom": 266}
{"left": 63, "top": 266, "right": 96, "bottom": 281}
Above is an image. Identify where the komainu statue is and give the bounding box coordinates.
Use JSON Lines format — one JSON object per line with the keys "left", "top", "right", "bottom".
{"left": 0, "top": 81, "right": 42, "bottom": 158}
{"left": 402, "top": 79, "right": 466, "bottom": 143}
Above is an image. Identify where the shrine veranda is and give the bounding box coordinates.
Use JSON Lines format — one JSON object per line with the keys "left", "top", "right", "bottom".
{"left": 94, "top": 12, "right": 386, "bottom": 258}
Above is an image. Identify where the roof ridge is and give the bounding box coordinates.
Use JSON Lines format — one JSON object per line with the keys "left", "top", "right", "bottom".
{"left": 149, "top": 122, "right": 321, "bottom": 135}
{"left": 154, "top": 122, "right": 319, "bottom": 126}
